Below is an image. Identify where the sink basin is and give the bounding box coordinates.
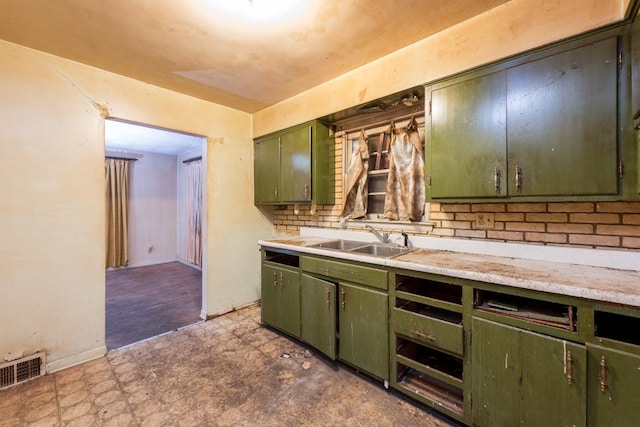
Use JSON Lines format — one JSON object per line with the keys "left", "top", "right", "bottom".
{"left": 350, "top": 244, "right": 413, "bottom": 258}
{"left": 310, "top": 239, "right": 367, "bottom": 251}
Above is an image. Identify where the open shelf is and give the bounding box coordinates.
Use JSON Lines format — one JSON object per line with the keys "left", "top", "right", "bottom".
{"left": 396, "top": 299, "right": 462, "bottom": 325}
{"left": 264, "top": 250, "right": 299, "bottom": 268}
{"left": 396, "top": 355, "right": 464, "bottom": 416}
{"left": 474, "top": 289, "right": 576, "bottom": 331}
{"left": 595, "top": 310, "right": 640, "bottom": 347}
{"left": 396, "top": 338, "right": 463, "bottom": 380}
{"left": 396, "top": 275, "right": 462, "bottom": 305}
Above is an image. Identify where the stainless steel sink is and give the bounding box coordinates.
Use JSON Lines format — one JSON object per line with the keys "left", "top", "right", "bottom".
{"left": 350, "top": 244, "right": 413, "bottom": 258}
{"left": 310, "top": 239, "right": 415, "bottom": 258}
{"left": 310, "top": 239, "right": 368, "bottom": 251}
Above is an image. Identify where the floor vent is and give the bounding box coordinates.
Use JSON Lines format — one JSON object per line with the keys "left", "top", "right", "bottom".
{"left": 0, "top": 352, "right": 45, "bottom": 389}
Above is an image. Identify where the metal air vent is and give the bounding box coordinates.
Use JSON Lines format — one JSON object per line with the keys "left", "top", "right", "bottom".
{"left": 0, "top": 352, "right": 45, "bottom": 389}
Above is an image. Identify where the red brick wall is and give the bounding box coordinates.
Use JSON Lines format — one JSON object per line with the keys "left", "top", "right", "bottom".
{"left": 429, "top": 201, "right": 640, "bottom": 249}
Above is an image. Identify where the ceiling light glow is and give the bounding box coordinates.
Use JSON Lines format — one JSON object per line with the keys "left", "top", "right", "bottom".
{"left": 209, "top": 0, "right": 306, "bottom": 23}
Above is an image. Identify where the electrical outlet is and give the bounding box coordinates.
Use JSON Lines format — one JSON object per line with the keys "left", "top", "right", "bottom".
{"left": 475, "top": 213, "right": 495, "bottom": 229}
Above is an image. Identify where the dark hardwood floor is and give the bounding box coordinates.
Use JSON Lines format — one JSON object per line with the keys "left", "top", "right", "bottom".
{"left": 106, "top": 261, "right": 202, "bottom": 349}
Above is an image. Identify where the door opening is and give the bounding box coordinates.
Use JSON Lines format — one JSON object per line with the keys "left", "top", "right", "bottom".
{"left": 104, "top": 118, "right": 207, "bottom": 349}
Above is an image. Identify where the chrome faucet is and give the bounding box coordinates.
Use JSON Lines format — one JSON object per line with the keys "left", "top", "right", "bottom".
{"left": 365, "top": 224, "right": 390, "bottom": 243}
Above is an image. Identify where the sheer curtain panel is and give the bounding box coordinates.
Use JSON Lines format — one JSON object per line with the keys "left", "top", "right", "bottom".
{"left": 105, "top": 158, "right": 130, "bottom": 268}
{"left": 185, "top": 159, "right": 202, "bottom": 267}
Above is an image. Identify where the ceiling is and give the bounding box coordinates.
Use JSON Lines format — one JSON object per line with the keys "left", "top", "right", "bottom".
{"left": 0, "top": 0, "right": 510, "bottom": 113}
{"left": 105, "top": 119, "right": 204, "bottom": 156}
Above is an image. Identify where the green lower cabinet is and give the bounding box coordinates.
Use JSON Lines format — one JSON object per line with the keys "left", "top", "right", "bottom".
{"left": 587, "top": 344, "right": 640, "bottom": 426}
{"left": 261, "top": 264, "right": 300, "bottom": 338}
{"left": 300, "top": 274, "right": 336, "bottom": 359}
{"left": 338, "top": 282, "right": 389, "bottom": 381}
{"left": 472, "top": 317, "right": 586, "bottom": 426}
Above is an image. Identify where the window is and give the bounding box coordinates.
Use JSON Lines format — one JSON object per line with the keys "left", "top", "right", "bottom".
{"left": 341, "top": 115, "right": 427, "bottom": 222}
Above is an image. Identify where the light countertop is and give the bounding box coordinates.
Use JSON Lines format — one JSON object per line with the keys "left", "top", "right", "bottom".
{"left": 259, "top": 237, "right": 640, "bottom": 308}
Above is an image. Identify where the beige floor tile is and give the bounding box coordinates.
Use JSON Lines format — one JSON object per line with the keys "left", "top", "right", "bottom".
{"left": 1, "top": 305, "right": 455, "bottom": 427}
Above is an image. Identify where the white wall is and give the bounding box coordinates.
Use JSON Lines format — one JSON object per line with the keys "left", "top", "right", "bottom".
{"left": 127, "top": 151, "right": 178, "bottom": 267}
{"left": 0, "top": 39, "right": 272, "bottom": 372}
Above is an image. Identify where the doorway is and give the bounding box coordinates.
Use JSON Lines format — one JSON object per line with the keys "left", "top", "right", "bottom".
{"left": 104, "top": 118, "right": 207, "bottom": 349}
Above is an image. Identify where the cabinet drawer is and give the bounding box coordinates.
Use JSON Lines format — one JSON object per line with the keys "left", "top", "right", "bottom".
{"left": 393, "top": 307, "right": 463, "bottom": 356}
{"left": 300, "top": 256, "right": 387, "bottom": 290}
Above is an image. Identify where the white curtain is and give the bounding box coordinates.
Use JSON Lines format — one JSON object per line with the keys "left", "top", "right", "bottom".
{"left": 185, "top": 159, "right": 202, "bottom": 267}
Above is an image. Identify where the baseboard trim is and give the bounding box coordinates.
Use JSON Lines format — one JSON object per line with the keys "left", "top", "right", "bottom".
{"left": 46, "top": 345, "right": 107, "bottom": 374}
{"left": 203, "top": 300, "right": 260, "bottom": 320}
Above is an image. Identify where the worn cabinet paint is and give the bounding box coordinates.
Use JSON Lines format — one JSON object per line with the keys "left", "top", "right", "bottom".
{"left": 472, "top": 317, "right": 586, "bottom": 426}
{"left": 430, "top": 71, "right": 507, "bottom": 198}
{"left": 587, "top": 344, "right": 640, "bottom": 426}
{"left": 253, "top": 120, "right": 334, "bottom": 205}
{"left": 507, "top": 37, "right": 619, "bottom": 197}
{"left": 279, "top": 124, "right": 312, "bottom": 203}
{"left": 426, "top": 33, "right": 622, "bottom": 201}
{"left": 339, "top": 282, "right": 389, "bottom": 381}
{"left": 300, "top": 273, "right": 336, "bottom": 359}
{"left": 253, "top": 135, "right": 280, "bottom": 204}
{"left": 261, "top": 263, "right": 300, "bottom": 338}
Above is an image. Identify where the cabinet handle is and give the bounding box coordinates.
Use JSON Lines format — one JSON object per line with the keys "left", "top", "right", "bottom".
{"left": 274, "top": 186, "right": 278, "bottom": 198}
{"left": 411, "top": 330, "right": 436, "bottom": 343}
{"left": 600, "top": 355, "right": 607, "bottom": 392}
{"left": 494, "top": 167, "right": 500, "bottom": 193}
{"left": 566, "top": 349, "right": 573, "bottom": 385}
{"left": 341, "top": 288, "right": 345, "bottom": 311}
{"left": 326, "top": 288, "right": 331, "bottom": 310}
{"left": 515, "top": 165, "right": 522, "bottom": 192}
{"left": 273, "top": 272, "right": 278, "bottom": 287}
{"left": 279, "top": 272, "right": 284, "bottom": 287}
{"left": 304, "top": 183, "right": 309, "bottom": 200}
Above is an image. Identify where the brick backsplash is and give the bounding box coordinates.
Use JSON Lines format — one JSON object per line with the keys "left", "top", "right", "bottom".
{"left": 271, "top": 140, "right": 640, "bottom": 250}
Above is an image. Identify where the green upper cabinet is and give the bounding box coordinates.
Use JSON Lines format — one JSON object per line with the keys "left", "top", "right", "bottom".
{"left": 254, "top": 120, "right": 335, "bottom": 205}
{"left": 254, "top": 134, "right": 280, "bottom": 204}
{"left": 507, "top": 37, "right": 619, "bottom": 197}
{"left": 429, "top": 71, "right": 507, "bottom": 198}
{"left": 426, "top": 32, "right": 626, "bottom": 200}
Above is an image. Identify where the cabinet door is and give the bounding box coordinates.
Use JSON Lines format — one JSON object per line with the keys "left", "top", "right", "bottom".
{"left": 507, "top": 37, "right": 619, "bottom": 196}
{"left": 587, "top": 345, "right": 640, "bottom": 427}
{"left": 254, "top": 136, "right": 280, "bottom": 204}
{"left": 339, "top": 282, "right": 389, "bottom": 381}
{"left": 429, "top": 71, "right": 507, "bottom": 198}
{"left": 261, "top": 264, "right": 300, "bottom": 338}
{"left": 472, "top": 317, "right": 586, "bottom": 426}
{"left": 279, "top": 125, "right": 312, "bottom": 203}
{"left": 301, "top": 274, "right": 336, "bottom": 359}
{"left": 261, "top": 264, "right": 281, "bottom": 329}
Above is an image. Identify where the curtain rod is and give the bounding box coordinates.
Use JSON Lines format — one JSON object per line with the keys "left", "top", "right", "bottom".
{"left": 182, "top": 156, "right": 202, "bottom": 164}
{"left": 335, "top": 111, "right": 425, "bottom": 135}
{"left": 106, "top": 156, "right": 138, "bottom": 161}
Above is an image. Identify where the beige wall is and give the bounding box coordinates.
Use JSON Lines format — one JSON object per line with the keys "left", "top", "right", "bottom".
{"left": 127, "top": 151, "right": 178, "bottom": 268}
{"left": 0, "top": 0, "right": 632, "bottom": 373}
{"left": 0, "top": 40, "right": 272, "bottom": 371}
{"left": 253, "top": 0, "right": 629, "bottom": 137}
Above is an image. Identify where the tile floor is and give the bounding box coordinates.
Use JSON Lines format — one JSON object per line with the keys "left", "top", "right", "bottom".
{"left": 0, "top": 304, "right": 455, "bottom": 426}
